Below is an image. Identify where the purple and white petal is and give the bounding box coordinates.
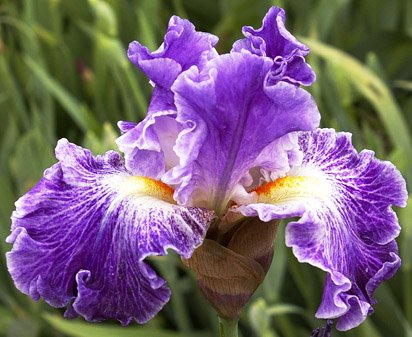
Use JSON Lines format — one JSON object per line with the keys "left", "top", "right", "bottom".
{"left": 164, "top": 52, "right": 319, "bottom": 211}
{"left": 128, "top": 15, "right": 218, "bottom": 112}
{"left": 6, "top": 140, "right": 214, "bottom": 325}
{"left": 232, "top": 6, "right": 315, "bottom": 86}
{"left": 128, "top": 16, "right": 218, "bottom": 88}
{"left": 118, "top": 121, "right": 137, "bottom": 133}
{"left": 122, "top": 17, "right": 218, "bottom": 175}
{"left": 116, "top": 111, "right": 181, "bottom": 178}
{"left": 231, "top": 132, "right": 304, "bottom": 205}
{"left": 239, "top": 129, "right": 407, "bottom": 330}
{"left": 253, "top": 132, "right": 303, "bottom": 179}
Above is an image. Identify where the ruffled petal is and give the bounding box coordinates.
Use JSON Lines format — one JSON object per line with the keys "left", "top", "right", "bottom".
{"left": 164, "top": 52, "right": 319, "bottom": 211}
{"left": 116, "top": 111, "right": 181, "bottom": 178}
{"left": 123, "top": 17, "right": 218, "bottom": 174}
{"left": 239, "top": 129, "right": 407, "bottom": 330}
{"left": 128, "top": 15, "right": 218, "bottom": 91}
{"left": 232, "top": 6, "right": 315, "bottom": 86}
{"left": 252, "top": 132, "right": 303, "bottom": 179}
{"left": 6, "top": 140, "right": 214, "bottom": 325}
{"left": 118, "top": 121, "right": 137, "bottom": 133}
{"left": 230, "top": 133, "right": 304, "bottom": 205}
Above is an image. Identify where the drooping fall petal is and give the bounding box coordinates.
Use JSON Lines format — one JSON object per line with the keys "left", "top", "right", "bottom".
{"left": 239, "top": 129, "right": 407, "bottom": 330}
{"left": 7, "top": 140, "right": 215, "bottom": 325}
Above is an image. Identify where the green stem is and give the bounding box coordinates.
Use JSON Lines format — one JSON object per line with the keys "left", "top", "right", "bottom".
{"left": 218, "top": 317, "right": 239, "bottom": 337}
{"left": 405, "top": 269, "right": 412, "bottom": 326}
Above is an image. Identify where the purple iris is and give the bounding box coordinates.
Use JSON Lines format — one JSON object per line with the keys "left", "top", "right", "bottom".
{"left": 6, "top": 6, "right": 407, "bottom": 332}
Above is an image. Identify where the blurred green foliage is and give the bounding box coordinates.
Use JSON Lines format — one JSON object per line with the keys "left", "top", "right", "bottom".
{"left": 1, "top": 0, "right": 412, "bottom": 336}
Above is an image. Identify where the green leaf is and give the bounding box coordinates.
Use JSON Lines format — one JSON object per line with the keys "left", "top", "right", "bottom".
{"left": 23, "top": 56, "right": 100, "bottom": 134}
{"left": 0, "top": 53, "right": 29, "bottom": 129}
{"left": 374, "top": 284, "right": 412, "bottom": 336}
{"left": 400, "top": 196, "right": 412, "bottom": 272}
{"left": 249, "top": 299, "right": 271, "bottom": 336}
{"left": 400, "top": 196, "right": 412, "bottom": 326}
{"left": 43, "top": 314, "right": 211, "bottom": 337}
{"left": 83, "top": 122, "right": 118, "bottom": 155}
{"left": 88, "top": 0, "right": 117, "bottom": 36}
{"left": 249, "top": 299, "right": 306, "bottom": 337}
{"left": 261, "top": 223, "right": 287, "bottom": 303}
{"left": 405, "top": 0, "right": 412, "bottom": 36}
{"left": 0, "top": 306, "right": 14, "bottom": 333}
{"left": 311, "top": 0, "right": 350, "bottom": 40}
{"left": 0, "top": 174, "right": 15, "bottom": 248}
{"left": 266, "top": 304, "right": 305, "bottom": 317}
{"left": 7, "top": 317, "right": 40, "bottom": 337}
{"left": 394, "top": 80, "right": 412, "bottom": 92}
{"left": 76, "top": 20, "right": 148, "bottom": 117}
{"left": 10, "top": 128, "right": 55, "bottom": 195}
{"left": 136, "top": 0, "right": 159, "bottom": 51}
{"left": 355, "top": 320, "right": 384, "bottom": 337}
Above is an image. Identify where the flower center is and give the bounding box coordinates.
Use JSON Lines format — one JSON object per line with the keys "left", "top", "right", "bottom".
{"left": 112, "top": 175, "right": 175, "bottom": 204}
{"left": 253, "top": 175, "right": 331, "bottom": 204}
{"left": 131, "top": 176, "right": 175, "bottom": 202}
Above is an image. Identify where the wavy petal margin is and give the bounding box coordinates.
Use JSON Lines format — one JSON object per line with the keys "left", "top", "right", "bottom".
{"left": 239, "top": 129, "right": 407, "bottom": 330}
{"left": 116, "top": 111, "right": 181, "bottom": 178}
{"left": 121, "top": 16, "right": 218, "bottom": 175}
{"left": 128, "top": 15, "right": 218, "bottom": 112}
{"left": 164, "top": 52, "right": 319, "bottom": 211}
{"left": 232, "top": 6, "right": 315, "bottom": 86}
{"left": 128, "top": 15, "right": 218, "bottom": 89}
{"left": 6, "top": 140, "right": 215, "bottom": 325}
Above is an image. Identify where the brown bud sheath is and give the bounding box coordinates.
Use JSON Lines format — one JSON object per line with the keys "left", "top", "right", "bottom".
{"left": 183, "top": 218, "right": 279, "bottom": 319}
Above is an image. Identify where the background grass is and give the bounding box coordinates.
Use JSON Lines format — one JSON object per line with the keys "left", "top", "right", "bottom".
{"left": 1, "top": 0, "right": 411, "bottom": 336}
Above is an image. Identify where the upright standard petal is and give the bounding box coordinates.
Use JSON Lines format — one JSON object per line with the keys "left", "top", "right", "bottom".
{"left": 164, "top": 51, "right": 319, "bottom": 212}
{"left": 121, "top": 17, "right": 218, "bottom": 175}
{"left": 128, "top": 15, "right": 218, "bottom": 112}
{"left": 232, "top": 6, "right": 315, "bottom": 86}
{"left": 128, "top": 15, "right": 218, "bottom": 89}
{"left": 239, "top": 129, "right": 407, "bottom": 330}
{"left": 6, "top": 140, "right": 214, "bottom": 325}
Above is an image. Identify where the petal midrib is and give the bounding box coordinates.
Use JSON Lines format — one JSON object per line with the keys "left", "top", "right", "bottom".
{"left": 212, "top": 99, "right": 251, "bottom": 214}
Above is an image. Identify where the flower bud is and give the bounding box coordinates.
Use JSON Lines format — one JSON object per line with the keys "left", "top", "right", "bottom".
{"left": 184, "top": 218, "right": 279, "bottom": 319}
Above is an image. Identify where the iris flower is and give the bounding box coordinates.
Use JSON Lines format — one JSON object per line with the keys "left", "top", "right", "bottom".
{"left": 6, "top": 6, "right": 407, "bottom": 334}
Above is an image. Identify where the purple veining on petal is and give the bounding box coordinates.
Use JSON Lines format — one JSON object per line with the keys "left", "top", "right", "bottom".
{"left": 128, "top": 15, "right": 218, "bottom": 88}
{"left": 128, "top": 15, "right": 218, "bottom": 112}
{"left": 232, "top": 6, "right": 315, "bottom": 86}
{"left": 163, "top": 52, "right": 319, "bottom": 211}
{"left": 6, "top": 139, "right": 214, "bottom": 325}
{"left": 239, "top": 129, "right": 407, "bottom": 330}
{"left": 121, "top": 16, "right": 218, "bottom": 175}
